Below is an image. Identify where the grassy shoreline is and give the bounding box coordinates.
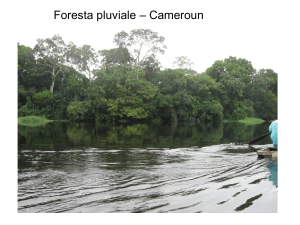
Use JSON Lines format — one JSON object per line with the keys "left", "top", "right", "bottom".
{"left": 18, "top": 116, "right": 54, "bottom": 127}
{"left": 18, "top": 116, "right": 267, "bottom": 126}
{"left": 223, "top": 117, "right": 265, "bottom": 125}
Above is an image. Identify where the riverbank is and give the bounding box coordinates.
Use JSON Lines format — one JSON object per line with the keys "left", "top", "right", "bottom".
{"left": 223, "top": 117, "right": 265, "bottom": 125}
{"left": 18, "top": 116, "right": 54, "bottom": 127}
{"left": 18, "top": 116, "right": 267, "bottom": 126}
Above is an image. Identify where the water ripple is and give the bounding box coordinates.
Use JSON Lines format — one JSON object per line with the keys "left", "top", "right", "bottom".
{"left": 18, "top": 144, "right": 277, "bottom": 213}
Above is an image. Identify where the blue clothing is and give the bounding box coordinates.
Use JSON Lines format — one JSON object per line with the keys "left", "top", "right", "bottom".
{"left": 267, "top": 160, "right": 278, "bottom": 186}
{"left": 269, "top": 120, "right": 278, "bottom": 148}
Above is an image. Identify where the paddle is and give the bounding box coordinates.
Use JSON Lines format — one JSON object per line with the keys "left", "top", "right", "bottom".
{"left": 248, "top": 132, "right": 271, "bottom": 145}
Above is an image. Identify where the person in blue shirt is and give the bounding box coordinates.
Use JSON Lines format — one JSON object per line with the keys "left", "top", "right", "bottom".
{"left": 269, "top": 120, "right": 278, "bottom": 148}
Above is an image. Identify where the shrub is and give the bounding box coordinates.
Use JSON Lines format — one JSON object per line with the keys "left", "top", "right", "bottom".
{"left": 32, "top": 90, "right": 53, "bottom": 109}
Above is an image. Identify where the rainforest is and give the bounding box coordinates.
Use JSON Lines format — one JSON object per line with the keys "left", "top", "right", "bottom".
{"left": 18, "top": 29, "right": 277, "bottom": 124}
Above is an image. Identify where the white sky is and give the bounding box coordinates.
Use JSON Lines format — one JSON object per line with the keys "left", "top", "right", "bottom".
{"left": 2, "top": 0, "right": 300, "bottom": 222}
{"left": 14, "top": 0, "right": 298, "bottom": 76}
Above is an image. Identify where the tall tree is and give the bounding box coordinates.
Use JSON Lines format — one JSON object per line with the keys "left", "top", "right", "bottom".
{"left": 99, "top": 47, "right": 132, "bottom": 67}
{"left": 173, "top": 56, "right": 193, "bottom": 69}
{"left": 248, "top": 69, "right": 278, "bottom": 120}
{"left": 172, "top": 56, "right": 197, "bottom": 75}
{"left": 139, "top": 55, "right": 161, "bottom": 81}
{"left": 113, "top": 29, "right": 166, "bottom": 78}
{"left": 69, "top": 44, "right": 99, "bottom": 80}
{"left": 18, "top": 44, "right": 36, "bottom": 108}
{"left": 18, "top": 43, "right": 35, "bottom": 82}
{"left": 33, "top": 34, "right": 67, "bottom": 93}
{"left": 206, "top": 56, "right": 256, "bottom": 120}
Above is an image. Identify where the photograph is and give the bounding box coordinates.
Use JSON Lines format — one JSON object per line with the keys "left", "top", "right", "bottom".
{"left": 6, "top": 0, "right": 299, "bottom": 219}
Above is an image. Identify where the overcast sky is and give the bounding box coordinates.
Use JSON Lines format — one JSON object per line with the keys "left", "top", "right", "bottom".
{"left": 14, "top": 0, "right": 298, "bottom": 76}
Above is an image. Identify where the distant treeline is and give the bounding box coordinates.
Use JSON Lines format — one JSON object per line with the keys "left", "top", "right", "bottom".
{"left": 18, "top": 29, "right": 277, "bottom": 124}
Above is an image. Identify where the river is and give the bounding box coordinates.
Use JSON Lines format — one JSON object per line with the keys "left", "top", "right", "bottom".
{"left": 18, "top": 121, "right": 277, "bottom": 213}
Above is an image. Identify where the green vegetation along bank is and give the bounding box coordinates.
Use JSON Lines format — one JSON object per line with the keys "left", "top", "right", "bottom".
{"left": 18, "top": 29, "right": 277, "bottom": 124}
{"left": 223, "top": 117, "right": 265, "bottom": 125}
{"left": 18, "top": 116, "right": 53, "bottom": 127}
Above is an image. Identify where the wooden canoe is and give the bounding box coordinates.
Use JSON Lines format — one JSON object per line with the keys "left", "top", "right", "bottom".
{"left": 257, "top": 146, "right": 277, "bottom": 160}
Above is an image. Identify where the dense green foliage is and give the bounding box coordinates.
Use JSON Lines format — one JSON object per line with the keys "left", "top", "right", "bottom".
{"left": 18, "top": 30, "right": 278, "bottom": 123}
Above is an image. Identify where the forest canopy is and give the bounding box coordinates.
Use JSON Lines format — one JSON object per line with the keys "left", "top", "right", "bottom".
{"left": 18, "top": 29, "right": 278, "bottom": 124}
